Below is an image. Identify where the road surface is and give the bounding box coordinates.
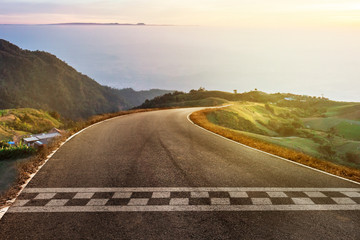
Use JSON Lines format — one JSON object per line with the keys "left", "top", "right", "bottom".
{"left": 1, "top": 108, "right": 359, "bottom": 239}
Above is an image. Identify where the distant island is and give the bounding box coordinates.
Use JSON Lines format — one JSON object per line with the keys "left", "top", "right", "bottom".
{"left": 50, "top": 22, "right": 147, "bottom": 26}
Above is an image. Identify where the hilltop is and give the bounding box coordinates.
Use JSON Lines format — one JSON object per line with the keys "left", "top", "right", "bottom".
{"left": 137, "top": 88, "right": 333, "bottom": 109}
{"left": 0, "top": 39, "right": 171, "bottom": 120}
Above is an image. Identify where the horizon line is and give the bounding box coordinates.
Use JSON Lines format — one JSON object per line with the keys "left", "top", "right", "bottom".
{"left": 0, "top": 22, "right": 199, "bottom": 27}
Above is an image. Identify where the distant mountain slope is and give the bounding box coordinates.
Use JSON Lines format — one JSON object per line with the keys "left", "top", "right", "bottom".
{"left": 117, "top": 88, "right": 174, "bottom": 107}
{"left": 0, "top": 39, "right": 171, "bottom": 119}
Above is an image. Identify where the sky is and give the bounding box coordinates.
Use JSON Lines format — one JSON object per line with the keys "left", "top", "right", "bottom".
{"left": 1, "top": 0, "right": 360, "bottom": 27}
{"left": 1, "top": 1, "right": 359, "bottom": 102}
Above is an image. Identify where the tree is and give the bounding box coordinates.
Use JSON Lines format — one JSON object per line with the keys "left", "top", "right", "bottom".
{"left": 318, "top": 144, "right": 336, "bottom": 159}
{"left": 264, "top": 103, "right": 274, "bottom": 114}
{"left": 345, "top": 152, "right": 360, "bottom": 164}
{"left": 327, "top": 127, "right": 337, "bottom": 142}
{"left": 49, "top": 111, "right": 61, "bottom": 120}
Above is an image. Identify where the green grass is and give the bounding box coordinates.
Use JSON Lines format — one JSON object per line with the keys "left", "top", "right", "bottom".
{"left": 206, "top": 101, "right": 360, "bottom": 169}
{"left": 207, "top": 102, "right": 302, "bottom": 136}
{"left": 336, "top": 121, "right": 360, "bottom": 141}
{"left": 303, "top": 118, "right": 360, "bottom": 141}
{"left": 239, "top": 131, "right": 323, "bottom": 158}
{"left": 325, "top": 103, "right": 360, "bottom": 119}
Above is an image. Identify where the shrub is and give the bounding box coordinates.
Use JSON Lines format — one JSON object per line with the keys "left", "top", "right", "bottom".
{"left": 20, "top": 113, "right": 34, "bottom": 124}
{"left": 291, "top": 119, "right": 303, "bottom": 128}
{"left": 49, "top": 111, "right": 61, "bottom": 120}
{"left": 318, "top": 144, "right": 336, "bottom": 159}
{"left": 0, "top": 144, "right": 36, "bottom": 160}
{"left": 277, "top": 124, "right": 297, "bottom": 136}
{"left": 310, "top": 135, "right": 325, "bottom": 144}
{"left": 346, "top": 153, "right": 360, "bottom": 164}
{"left": 0, "top": 141, "right": 10, "bottom": 148}
{"left": 265, "top": 104, "right": 274, "bottom": 114}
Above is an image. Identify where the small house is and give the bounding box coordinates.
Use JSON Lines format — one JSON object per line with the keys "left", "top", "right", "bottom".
{"left": 23, "top": 132, "right": 61, "bottom": 147}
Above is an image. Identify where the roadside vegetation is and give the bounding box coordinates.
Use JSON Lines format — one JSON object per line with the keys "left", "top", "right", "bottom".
{"left": 0, "top": 143, "right": 36, "bottom": 160}
{"left": 206, "top": 101, "right": 360, "bottom": 170}
{"left": 190, "top": 108, "right": 360, "bottom": 182}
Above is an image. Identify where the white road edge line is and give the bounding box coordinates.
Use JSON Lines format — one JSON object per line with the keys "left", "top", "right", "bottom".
{"left": 186, "top": 107, "right": 360, "bottom": 186}
{"left": 0, "top": 112, "right": 140, "bottom": 220}
{"left": 8, "top": 204, "right": 360, "bottom": 213}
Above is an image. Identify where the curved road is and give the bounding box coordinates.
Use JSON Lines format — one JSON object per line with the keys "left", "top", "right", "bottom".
{"left": 1, "top": 108, "right": 359, "bottom": 239}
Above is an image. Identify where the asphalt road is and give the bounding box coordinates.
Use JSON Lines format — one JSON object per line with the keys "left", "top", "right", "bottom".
{"left": 1, "top": 108, "right": 359, "bottom": 239}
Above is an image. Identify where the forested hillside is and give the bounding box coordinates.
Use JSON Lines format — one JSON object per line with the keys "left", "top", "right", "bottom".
{"left": 0, "top": 39, "right": 171, "bottom": 119}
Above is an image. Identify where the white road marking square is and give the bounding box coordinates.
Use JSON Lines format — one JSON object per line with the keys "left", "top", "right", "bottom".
{"left": 169, "top": 198, "right": 189, "bottom": 205}
{"left": 341, "top": 192, "right": 360, "bottom": 198}
{"left": 191, "top": 192, "right": 209, "bottom": 198}
{"left": 266, "top": 192, "right": 287, "bottom": 198}
{"left": 87, "top": 199, "right": 108, "bottom": 206}
{"left": 74, "top": 192, "right": 94, "bottom": 199}
{"left": 34, "top": 193, "right": 56, "bottom": 199}
{"left": 113, "top": 192, "right": 132, "bottom": 198}
{"left": 332, "top": 198, "right": 356, "bottom": 205}
{"left": 229, "top": 192, "right": 248, "bottom": 198}
{"left": 304, "top": 192, "right": 327, "bottom": 198}
{"left": 292, "top": 198, "right": 315, "bottom": 205}
{"left": 46, "top": 199, "right": 69, "bottom": 206}
{"left": 211, "top": 198, "right": 230, "bottom": 205}
{"left": 12, "top": 200, "right": 29, "bottom": 207}
{"left": 152, "top": 192, "right": 171, "bottom": 198}
{"left": 251, "top": 198, "right": 272, "bottom": 205}
{"left": 128, "top": 198, "right": 149, "bottom": 206}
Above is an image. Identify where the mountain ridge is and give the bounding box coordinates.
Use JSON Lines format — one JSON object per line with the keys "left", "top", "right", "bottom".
{"left": 0, "top": 39, "right": 172, "bottom": 120}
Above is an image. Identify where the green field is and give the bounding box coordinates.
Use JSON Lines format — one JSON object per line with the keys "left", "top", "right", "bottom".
{"left": 207, "top": 101, "right": 360, "bottom": 169}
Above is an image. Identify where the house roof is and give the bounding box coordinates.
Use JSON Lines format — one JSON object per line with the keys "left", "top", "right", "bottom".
{"left": 36, "top": 132, "right": 61, "bottom": 140}
{"left": 23, "top": 137, "right": 39, "bottom": 142}
{"left": 23, "top": 132, "right": 61, "bottom": 143}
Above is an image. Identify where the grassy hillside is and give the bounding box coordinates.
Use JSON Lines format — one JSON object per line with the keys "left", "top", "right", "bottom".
{"left": 0, "top": 108, "right": 62, "bottom": 141}
{"left": 206, "top": 102, "right": 360, "bottom": 169}
{"left": 137, "top": 89, "right": 233, "bottom": 108}
{"left": 137, "top": 88, "right": 332, "bottom": 109}
{"left": 0, "top": 39, "right": 171, "bottom": 120}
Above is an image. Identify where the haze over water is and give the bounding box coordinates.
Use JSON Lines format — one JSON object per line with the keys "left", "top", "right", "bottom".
{"left": 1, "top": 25, "right": 359, "bottom": 102}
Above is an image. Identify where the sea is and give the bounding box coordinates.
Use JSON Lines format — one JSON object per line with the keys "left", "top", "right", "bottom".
{"left": 0, "top": 25, "right": 359, "bottom": 102}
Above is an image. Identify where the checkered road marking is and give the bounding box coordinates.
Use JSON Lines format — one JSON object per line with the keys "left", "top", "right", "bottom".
{"left": 8, "top": 187, "right": 360, "bottom": 212}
